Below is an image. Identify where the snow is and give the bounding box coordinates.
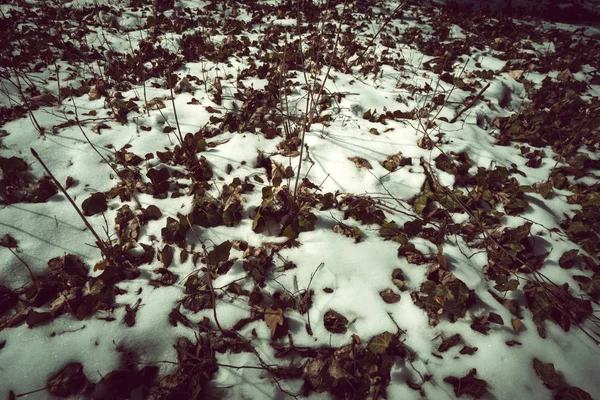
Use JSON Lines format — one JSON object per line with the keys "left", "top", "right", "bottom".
{"left": 1, "top": 0, "right": 599, "bottom": 399}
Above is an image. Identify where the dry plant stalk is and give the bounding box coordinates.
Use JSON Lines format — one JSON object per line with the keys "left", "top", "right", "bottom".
{"left": 168, "top": 66, "right": 185, "bottom": 147}
{"left": 30, "top": 148, "right": 118, "bottom": 267}
{"left": 419, "top": 159, "right": 600, "bottom": 344}
{"left": 70, "top": 96, "right": 142, "bottom": 209}
{"left": 292, "top": 1, "right": 346, "bottom": 201}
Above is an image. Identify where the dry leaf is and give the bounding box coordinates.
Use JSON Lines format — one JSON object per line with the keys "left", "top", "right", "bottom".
{"left": 380, "top": 288, "right": 400, "bottom": 304}
{"left": 174, "top": 76, "right": 192, "bottom": 93}
{"left": 348, "top": 157, "right": 372, "bottom": 169}
{"left": 508, "top": 70, "right": 525, "bottom": 81}
{"left": 146, "top": 97, "right": 166, "bottom": 110}
{"left": 557, "top": 69, "right": 574, "bottom": 82}
{"left": 88, "top": 81, "right": 105, "bottom": 100}
{"left": 264, "top": 307, "right": 284, "bottom": 336}
{"left": 512, "top": 318, "right": 522, "bottom": 333}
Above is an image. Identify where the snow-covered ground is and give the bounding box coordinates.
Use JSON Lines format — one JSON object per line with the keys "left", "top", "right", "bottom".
{"left": 1, "top": 0, "right": 599, "bottom": 399}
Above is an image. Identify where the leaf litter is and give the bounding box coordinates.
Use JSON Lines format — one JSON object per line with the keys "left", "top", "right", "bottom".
{"left": 0, "top": 0, "right": 599, "bottom": 399}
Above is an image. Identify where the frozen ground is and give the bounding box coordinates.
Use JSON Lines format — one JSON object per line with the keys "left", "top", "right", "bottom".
{"left": 0, "top": 0, "right": 599, "bottom": 399}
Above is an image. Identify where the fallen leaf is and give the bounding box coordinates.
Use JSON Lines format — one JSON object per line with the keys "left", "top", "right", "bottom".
{"left": 123, "top": 299, "right": 142, "bottom": 327}
{"left": 459, "top": 346, "right": 478, "bottom": 355}
{"left": 26, "top": 311, "right": 52, "bottom": 328}
{"left": 380, "top": 288, "right": 401, "bottom": 304}
{"left": 324, "top": 310, "right": 349, "bottom": 334}
{"left": 438, "top": 334, "right": 461, "bottom": 352}
{"left": 158, "top": 245, "right": 174, "bottom": 268}
{"left": 47, "top": 363, "right": 93, "bottom": 397}
{"left": 264, "top": 307, "right": 284, "bottom": 337}
{"left": 367, "top": 331, "right": 394, "bottom": 354}
{"left": 512, "top": 318, "right": 522, "bottom": 333}
{"left": 533, "top": 358, "right": 562, "bottom": 389}
{"left": 443, "top": 368, "right": 488, "bottom": 399}
{"left": 82, "top": 192, "right": 108, "bottom": 216}
{"left": 488, "top": 312, "right": 504, "bottom": 325}
{"left": 0, "top": 234, "right": 18, "bottom": 248}
{"left": 348, "top": 156, "right": 372, "bottom": 169}
{"left": 555, "top": 387, "right": 593, "bottom": 400}
{"left": 174, "top": 76, "right": 192, "bottom": 93}
{"left": 508, "top": 69, "right": 525, "bottom": 81}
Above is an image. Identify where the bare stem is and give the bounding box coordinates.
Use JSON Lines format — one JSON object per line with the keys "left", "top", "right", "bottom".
{"left": 70, "top": 96, "right": 142, "bottom": 209}
{"left": 168, "top": 66, "right": 185, "bottom": 147}
{"left": 8, "top": 248, "right": 35, "bottom": 282}
{"left": 30, "top": 148, "right": 116, "bottom": 265}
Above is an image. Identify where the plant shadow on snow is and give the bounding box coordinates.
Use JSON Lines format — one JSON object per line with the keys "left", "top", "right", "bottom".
{"left": 1, "top": 0, "right": 599, "bottom": 399}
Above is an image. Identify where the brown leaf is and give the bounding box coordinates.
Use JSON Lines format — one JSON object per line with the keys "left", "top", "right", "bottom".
{"left": 555, "top": 387, "right": 593, "bottom": 400}
{"left": 81, "top": 192, "right": 108, "bottom": 216}
{"left": 303, "top": 357, "right": 330, "bottom": 391}
{"left": 508, "top": 69, "right": 525, "bottom": 81}
{"left": 459, "top": 346, "right": 478, "bottom": 355}
{"left": 488, "top": 312, "right": 504, "bottom": 325}
{"left": 93, "top": 260, "right": 110, "bottom": 272}
{"left": 174, "top": 77, "right": 192, "bottom": 93}
{"left": 30, "top": 92, "right": 58, "bottom": 106}
{"left": 146, "top": 97, "right": 166, "bottom": 110}
{"left": 158, "top": 245, "right": 174, "bottom": 268}
{"left": 559, "top": 249, "right": 580, "bottom": 269}
{"left": 205, "top": 105, "right": 221, "bottom": 114}
{"left": 367, "top": 331, "right": 394, "bottom": 354}
{"left": 333, "top": 223, "right": 362, "bottom": 243}
{"left": 65, "top": 176, "right": 76, "bottom": 189}
{"left": 0, "top": 234, "right": 18, "bottom": 248}
{"left": 47, "top": 363, "right": 93, "bottom": 397}
{"left": 533, "top": 358, "right": 563, "bottom": 389}
{"left": 557, "top": 69, "right": 574, "bottom": 82}
{"left": 397, "top": 243, "right": 426, "bottom": 264}
{"left": 443, "top": 369, "right": 488, "bottom": 399}
{"left": 512, "top": 318, "right": 522, "bottom": 333}
{"left": 26, "top": 311, "right": 52, "bottom": 328}
{"left": 380, "top": 288, "right": 401, "bottom": 304}
{"left": 348, "top": 156, "right": 372, "bottom": 169}
{"left": 150, "top": 268, "right": 178, "bottom": 287}
{"left": 144, "top": 205, "right": 163, "bottom": 221}
{"left": 324, "top": 310, "right": 349, "bottom": 334}
{"left": 123, "top": 299, "right": 142, "bottom": 327}
{"left": 264, "top": 307, "right": 284, "bottom": 337}
{"left": 438, "top": 334, "right": 461, "bottom": 352}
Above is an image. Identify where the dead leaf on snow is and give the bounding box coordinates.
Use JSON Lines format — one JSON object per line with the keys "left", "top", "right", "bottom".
{"left": 123, "top": 299, "right": 142, "bottom": 327}
{"left": 174, "top": 76, "right": 192, "bottom": 93}
{"left": 47, "top": 363, "right": 93, "bottom": 397}
{"left": 264, "top": 307, "right": 284, "bottom": 337}
{"left": 512, "top": 318, "right": 522, "bottom": 333}
{"left": 508, "top": 69, "right": 525, "bottom": 81}
{"left": 82, "top": 192, "right": 108, "bottom": 216}
{"left": 557, "top": 68, "right": 574, "bottom": 82}
{"left": 324, "top": 310, "right": 349, "bottom": 334}
{"left": 332, "top": 223, "right": 362, "bottom": 243}
{"left": 367, "top": 331, "right": 394, "bottom": 354}
{"left": 438, "top": 334, "right": 461, "bottom": 352}
{"left": 145, "top": 97, "right": 167, "bottom": 110}
{"left": 443, "top": 368, "right": 488, "bottom": 399}
{"left": 533, "top": 358, "right": 563, "bottom": 389}
{"left": 30, "top": 92, "right": 58, "bottom": 107}
{"left": 380, "top": 288, "right": 400, "bottom": 304}
{"left": 348, "top": 156, "right": 372, "bottom": 169}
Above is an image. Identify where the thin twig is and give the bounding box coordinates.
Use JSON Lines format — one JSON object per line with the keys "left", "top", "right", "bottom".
{"left": 70, "top": 96, "right": 142, "bottom": 209}
{"left": 449, "top": 82, "right": 491, "bottom": 123}
{"left": 304, "top": 262, "right": 324, "bottom": 335}
{"left": 30, "top": 148, "right": 116, "bottom": 265}
{"left": 8, "top": 248, "right": 35, "bottom": 282}
{"left": 168, "top": 65, "right": 185, "bottom": 146}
